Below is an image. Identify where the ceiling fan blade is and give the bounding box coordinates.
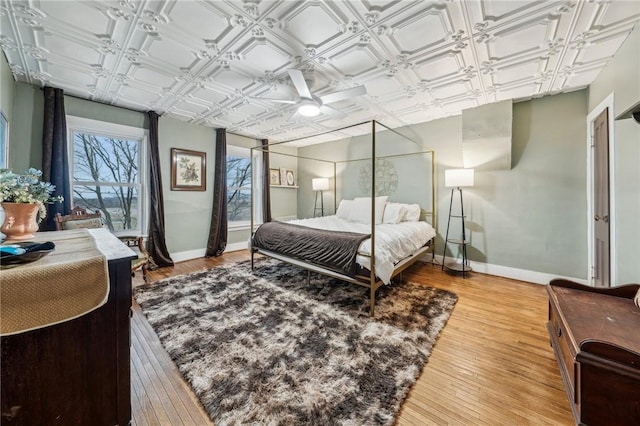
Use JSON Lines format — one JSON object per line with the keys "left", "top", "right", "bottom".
{"left": 319, "top": 85, "right": 366, "bottom": 104}
{"left": 319, "top": 105, "right": 346, "bottom": 119}
{"left": 250, "top": 97, "right": 298, "bottom": 104}
{"left": 288, "top": 69, "right": 312, "bottom": 99}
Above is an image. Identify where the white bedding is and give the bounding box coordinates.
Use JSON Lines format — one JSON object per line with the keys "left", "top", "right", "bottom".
{"left": 286, "top": 215, "right": 436, "bottom": 284}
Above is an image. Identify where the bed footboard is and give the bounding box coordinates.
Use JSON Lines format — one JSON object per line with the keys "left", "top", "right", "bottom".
{"left": 251, "top": 242, "right": 432, "bottom": 316}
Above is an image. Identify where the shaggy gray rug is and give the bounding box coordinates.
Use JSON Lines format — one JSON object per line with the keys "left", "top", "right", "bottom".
{"left": 134, "top": 258, "right": 457, "bottom": 425}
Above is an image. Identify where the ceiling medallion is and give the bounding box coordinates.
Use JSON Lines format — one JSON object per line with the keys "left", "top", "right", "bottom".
{"left": 264, "top": 17, "right": 281, "bottom": 29}
{"left": 142, "top": 10, "right": 169, "bottom": 24}
{"left": 114, "top": 73, "right": 130, "bottom": 85}
{"left": 359, "top": 34, "right": 371, "bottom": 45}
{"left": 124, "top": 48, "right": 145, "bottom": 64}
{"left": 375, "top": 25, "right": 392, "bottom": 37}
{"left": 90, "top": 65, "right": 111, "bottom": 78}
{"left": 31, "top": 71, "right": 50, "bottom": 83}
{"left": 251, "top": 27, "right": 265, "bottom": 39}
{"left": 24, "top": 44, "right": 47, "bottom": 60}
{"left": 231, "top": 14, "right": 250, "bottom": 27}
{"left": 244, "top": 3, "right": 260, "bottom": 17}
{"left": 106, "top": 7, "right": 133, "bottom": 21}
{"left": 345, "top": 21, "right": 361, "bottom": 34}
{"left": 0, "top": 36, "right": 16, "bottom": 50}
{"left": 13, "top": 4, "right": 46, "bottom": 19}
{"left": 18, "top": 17, "right": 41, "bottom": 27}
{"left": 119, "top": 0, "right": 136, "bottom": 11}
{"left": 364, "top": 12, "right": 380, "bottom": 25}
{"left": 9, "top": 64, "right": 25, "bottom": 76}
{"left": 97, "top": 37, "right": 121, "bottom": 55}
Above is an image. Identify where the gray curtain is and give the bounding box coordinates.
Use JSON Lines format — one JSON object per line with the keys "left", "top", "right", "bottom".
{"left": 146, "top": 111, "right": 174, "bottom": 267}
{"left": 261, "top": 138, "right": 272, "bottom": 223}
{"left": 206, "top": 128, "right": 227, "bottom": 257}
{"left": 41, "top": 87, "right": 71, "bottom": 231}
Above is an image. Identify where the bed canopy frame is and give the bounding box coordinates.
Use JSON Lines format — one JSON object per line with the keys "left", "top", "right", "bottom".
{"left": 249, "top": 120, "right": 436, "bottom": 316}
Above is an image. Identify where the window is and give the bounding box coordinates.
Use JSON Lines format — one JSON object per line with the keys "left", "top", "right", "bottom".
{"left": 67, "top": 116, "right": 148, "bottom": 235}
{"left": 227, "top": 145, "right": 261, "bottom": 229}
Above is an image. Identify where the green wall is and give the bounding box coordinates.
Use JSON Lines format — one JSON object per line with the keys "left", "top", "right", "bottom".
{"left": 268, "top": 146, "right": 298, "bottom": 221}
{"left": 1, "top": 52, "right": 14, "bottom": 168}
{"left": 65, "top": 96, "right": 146, "bottom": 129}
{"left": 473, "top": 91, "right": 587, "bottom": 276}
{"left": 588, "top": 22, "right": 640, "bottom": 284}
{"left": 298, "top": 91, "right": 589, "bottom": 279}
{"left": 9, "top": 83, "right": 43, "bottom": 171}
{"left": 157, "top": 117, "right": 216, "bottom": 253}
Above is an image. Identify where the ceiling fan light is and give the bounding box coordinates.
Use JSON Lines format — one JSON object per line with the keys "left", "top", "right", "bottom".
{"left": 298, "top": 103, "right": 320, "bottom": 117}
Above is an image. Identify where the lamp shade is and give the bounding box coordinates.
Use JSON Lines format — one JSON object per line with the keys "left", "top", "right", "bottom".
{"left": 312, "top": 177, "right": 330, "bottom": 191}
{"left": 445, "top": 169, "right": 474, "bottom": 188}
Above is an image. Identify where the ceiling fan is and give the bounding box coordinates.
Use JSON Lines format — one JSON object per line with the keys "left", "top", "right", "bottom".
{"left": 254, "top": 69, "right": 367, "bottom": 119}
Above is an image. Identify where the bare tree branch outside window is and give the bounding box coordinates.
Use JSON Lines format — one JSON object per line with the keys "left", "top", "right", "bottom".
{"left": 72, "top": 132, "right": 140, "bottom": 231}
{"left": 226, "top": 155, "right": 251, "bottom": 222}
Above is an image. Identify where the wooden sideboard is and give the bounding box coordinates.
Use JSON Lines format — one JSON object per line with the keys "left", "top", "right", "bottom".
{"left": 1, "top": 229, "right": 135, "bottom": 425}
{"left": 547, "top": 279, "right": 640, "bottom": 426}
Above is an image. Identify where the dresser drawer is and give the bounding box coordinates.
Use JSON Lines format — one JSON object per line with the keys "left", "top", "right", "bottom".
{"left": 549, "top": 302, "right": 577, "bottom": 402}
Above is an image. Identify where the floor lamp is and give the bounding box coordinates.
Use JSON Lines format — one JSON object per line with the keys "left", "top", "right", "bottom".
{"left": 442, "top": 168, "right": 474, "bottom": 277}
{"left": 312, "top": 177, "right": 329, "bottom": 217}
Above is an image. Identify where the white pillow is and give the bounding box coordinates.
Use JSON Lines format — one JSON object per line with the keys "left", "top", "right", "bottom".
{"left": 403, "top": 203, "right": 421, "bottom": 222}
{"left": 336, "top": 199, "right": 355, "bottom": 220}
{"left": 352, "top": 196, "right": 388, "bottom": 224}
{"left": 382, "top": 202, "right": 407, "bottom": 224}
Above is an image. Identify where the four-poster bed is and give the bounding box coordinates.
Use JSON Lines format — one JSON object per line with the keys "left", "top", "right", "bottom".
{"left": 249, "top": 120, "right": 436, "bottom": 316}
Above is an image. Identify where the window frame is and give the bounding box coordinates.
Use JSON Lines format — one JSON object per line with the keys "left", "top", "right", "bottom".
{"left": 226, "top": 144, "right": 262, "bottom": 231}
{"left": 66, "top": 115, "right": 149, "bottom": 236}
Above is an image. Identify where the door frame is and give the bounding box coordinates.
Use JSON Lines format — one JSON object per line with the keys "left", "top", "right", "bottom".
{"left": 586, "top": 93, "right": 616, "bottom": 286}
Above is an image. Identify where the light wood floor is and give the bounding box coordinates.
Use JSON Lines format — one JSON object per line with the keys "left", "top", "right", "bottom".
{"left": 131, "top": 251, "right": 574, "bottom": 425}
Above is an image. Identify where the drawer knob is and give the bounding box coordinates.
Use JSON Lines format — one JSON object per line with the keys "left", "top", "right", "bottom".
{"left": 557, "top": 327, "right": 562, "bottom": 338}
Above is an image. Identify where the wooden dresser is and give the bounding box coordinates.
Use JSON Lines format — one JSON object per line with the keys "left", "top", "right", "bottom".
{"left": 1, "top": 229, "right": 135, "bottom": 425}
{"left": 547, "top": 279, "right": 640, "bottom": 425}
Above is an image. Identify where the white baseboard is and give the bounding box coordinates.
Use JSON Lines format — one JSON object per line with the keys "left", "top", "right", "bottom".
{"left": 171, "top": 247, "right": 587, "bottom": 286}
{"left": 433, "top": 255, "right": 588, "bottom": 286}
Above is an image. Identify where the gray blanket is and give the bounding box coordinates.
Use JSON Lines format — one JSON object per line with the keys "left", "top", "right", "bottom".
{"left": 252, "top": 221, "right": 370, "bottom": 277}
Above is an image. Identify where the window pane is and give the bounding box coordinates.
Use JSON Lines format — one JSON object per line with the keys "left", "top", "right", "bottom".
{"left": 73, "top": 185, "right": 138, "bottom": 232}
{"left": 73, "top": 131, "right": 139, "bottom": 184}
{"left": 226, "top": 155, "right": 251, "bottom": 189}
{"left": 227, "top": 189, "right": 251, "bottom": 222}
{"left": 226, "top": 154, "right": 252, "bottom": 222}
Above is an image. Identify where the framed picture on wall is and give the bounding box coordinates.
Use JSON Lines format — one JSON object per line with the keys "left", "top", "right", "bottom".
{"left": 285, "top": 169, "right": 295, "bottom": 186}
{"left": 269, "top": 168, "right": 281, "bottom": 185}
{"left": 171, "top": 148, "right": 206, "bottom": 191}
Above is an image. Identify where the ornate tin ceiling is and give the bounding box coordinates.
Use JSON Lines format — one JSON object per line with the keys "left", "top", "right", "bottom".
{"left": 1, "top": 0, "right": 639, "bottom": 144}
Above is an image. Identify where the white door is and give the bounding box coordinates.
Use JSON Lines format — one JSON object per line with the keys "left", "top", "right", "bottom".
{"left": 592, "top": 108, "right": 610, "bottom": 287}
